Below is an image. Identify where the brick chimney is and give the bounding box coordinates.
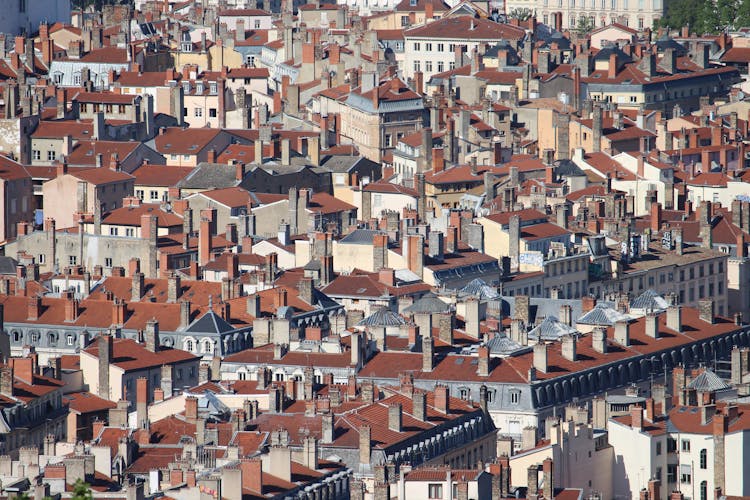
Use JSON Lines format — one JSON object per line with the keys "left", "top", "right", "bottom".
{"left": 435, "top": 384, "right": 449, "bottom": 414}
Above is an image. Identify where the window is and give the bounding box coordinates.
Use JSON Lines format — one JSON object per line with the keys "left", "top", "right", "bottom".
{"left": 150, "top": 190, "right": 159, "bottom": 200}
{"left": 19, "top": 0, "right": 26, "bottom": 12}
{"left": 681, "top": 439, "right": 691, "bottom": 452}
{"left": 109, "top": 227, "right": 118, "bottom": 236}
{"left": 510, "top": 390, "right": 521, "bottom": 404}
{"left": 47, "top": 151, "right": 56, "bottom": 161}
{"left": 209, "top": 108, "right": 217, "bottom": 118}
{"left": 38, "top": 254, "right": 45, "bottom": 264}
{"left": 32, "top": 150, "right": 40, "bottom": 160}
{"left": 136, "top": 190, "right": 144, "bottom": 200}
{"left": 459, "top": 388, "right": 470, "bottom": 400}
{"left": 680, "top": 464, "right": 691, "bottom": 484}
{"left": 126, "top": 228, "right": 135, "bottom": 237}
{"left": 255, "top": 20, "right": 261, "bottom": 29}
{"left": 437, "top": 43, "right": 444, "bottom": 51}
{"left": 194, "top": 108, "right": 203, "bottom": 117}
{"left": 105, "top": 258, "right": 113, "bottom": 267}
{"left": 700, "top": 449, "right": 707, "bottom": 469}
{"left": 186, "top": 340, "right": 194, "bottom": 352}
{"left": 425, "top": 61, "right": 432, "bottom": 72}
{"left": 656, "top": 442, "right": 662, "bottom": 455}
{"left": 428, "top": 484, "right": 443, "bottom": 499}
{"left": 401, "top": 16, "right": 410, "bottom": 26}
{"left": 700, "top": 481, "right": 708, "bottom": 500}
{"left": 413, "top": 42, "right": 421, "bottom": 51}
{"left": 414, "top": 61, "right": 421, "bottom": 72}
{"left": 395, "top": 41, "right": 404, "bottom": 51}
{"left": 69, "top": 256, "right": 76, "bottom": 265}
{"left": 66, "top": 335, "right": 74, "bottom": 346}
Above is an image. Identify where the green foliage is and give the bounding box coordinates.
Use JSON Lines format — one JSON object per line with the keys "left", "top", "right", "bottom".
{"left": 659, "top": 0, "right": 750, "bottom": 33}
{"left": 576, "top": 16, "right": 596, "bottom": 34}
{"left": 508, "top": 7, "right": 534, "bottom": 21}
{"left": 71, "top": 479, "right": 93, "bottom": 500}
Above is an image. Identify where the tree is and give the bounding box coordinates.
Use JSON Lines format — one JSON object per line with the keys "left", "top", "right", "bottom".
{"left": 717, "top": 0, "right": 738, "bottom": 29}
{"left": 696, "top": 0, "right": 721, "bottom": 33}
{"left": 71, "top": 480, "right": 93, "bottom": 500}
{"left": 508, "top": 7, "right": 534, "bottom": 21}
{"left": 576, "top": 16, "right": 596, "bottom": 35}
{"left": 737, "top": 0, "right": 750, "bottom": 27}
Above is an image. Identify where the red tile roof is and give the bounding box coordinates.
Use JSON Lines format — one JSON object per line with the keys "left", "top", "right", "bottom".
{"left": 405, "top": 16, "right": 525, "bottom": 40}
{"left": 83, "top": 338, "right": 198, "bottom": 373}
{"left": 64, "top": 391, "right": 116, "bottom": 414}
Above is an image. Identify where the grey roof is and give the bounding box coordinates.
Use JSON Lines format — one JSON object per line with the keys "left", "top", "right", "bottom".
{"left": 459, "top": 278, "right": 500, "bottom": 300}
{"left": 185, "top": 310, "right": 235, "bottom": 335}
{"left": 403, "top": 293, "right": 451, "bottom": 314}
{"left": 655, "top": 36, "right": 688, "bottom": 56}
{"left": 0, "top": 256, "right": 18, "bottom": 275}
{"left": 339, "top": 229, "right": 385, "bottom": 245}
{"left": 176, "top": 163, "right": 239, "bottom": 190}
{"left": 577, "top": 303, "right": 631, "bottom": 326}
{"left": 486, "top": 334, "right": 525, "bottom": 356}
{"left": 498, "top": 297, "right": 585, "bottom": 326}
{"left": 593, "top": 46, "right": 633, "bottom": 64}
{"left": 630, "top": 289, "right": 669, "bottom": 311}
{"left": 687, "top": 369, "right": 731, "bottom": 392}
{"left": 303, "top": 259, "right": 321, "bottom": 271}
{"left": 554, "top": 159, "right": 585, "bottom": 177}
{"left": 528, "top": 316, "right": 578, "bottom": 341}
{"left": 357, "top": 309, "right": 406, "bottom": 327}
{"left": 320, "top": 156, "right": 379, "bottom": 174}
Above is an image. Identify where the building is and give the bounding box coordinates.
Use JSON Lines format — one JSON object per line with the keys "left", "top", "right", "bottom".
{"left": 0, "top": 0, "right": 70, "bottom": 36}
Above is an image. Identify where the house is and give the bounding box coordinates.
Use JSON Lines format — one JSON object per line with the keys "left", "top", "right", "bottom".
{"left": 42, "top": 165, "right": 135, "bottom": 229}
{"left": 152, "top": 127, "right": 233, "bottom": 166}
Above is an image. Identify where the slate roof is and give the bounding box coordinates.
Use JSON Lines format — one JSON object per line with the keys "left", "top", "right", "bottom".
{"left": 554, "top": 159, "right": 586, "bottom": 177}
{"left": 357, "top": 309, "right": 407, "bottom": 327}
{"left": 0, "top": 256, "right": 18, "bottom": 275}
{"left": 185, "top": 309, "right": 236, "bottom": 335}
{"left": 528, "top": 316, "right": 578, "bottom": 341}
{"left": 577, "top": 303, "right": 631, "bottom": 326}
{"left": 339, "top": 229, "right": 385, "bottom": 245}
{"left": 687, "top": 369, "right": 731, "bottom": 392}
{"left": 403, "top": 293, "right": 451, "bottom": 314}
{"left": 486, "top": 334, "right": 524, "bottom": 356}
{"left": 176, "top": 163, "right": 239, "bottom": 190}
{"left": 630, "top": 289, "right": 670, "bottom": 312}
{"left": 459, "top": 278, "right": 500, "bottom": 300}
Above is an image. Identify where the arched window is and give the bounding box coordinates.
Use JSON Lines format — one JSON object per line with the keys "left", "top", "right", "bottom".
{"left": 700, "top": 481, "right": 707, "bottom": 500}
{"left": 204, "top": 340, "right": 212, "bottom": 353}
{"left": 186, "top": 340, "right": 194, "bottom": 352}
{"left": 700, "top": 449, "right": 707, "bottom": 469}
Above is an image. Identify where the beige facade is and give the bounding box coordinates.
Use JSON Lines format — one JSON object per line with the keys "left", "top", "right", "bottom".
{"left": 42, "top": 171, "right": 135, "bottom": 230}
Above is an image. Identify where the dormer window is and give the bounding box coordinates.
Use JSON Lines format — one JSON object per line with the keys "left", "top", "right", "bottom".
{"left": 410, "top": 0, "right": 417, "bottom": 5}
{"left": 209, "top": 81, "right": 218, "bottom": 95}
{"left": 196, "top": 81, "right": 204, "bottom": 94}
{"left": 181, "top": 41, "right": 192, "bottom": 52}
{"left": 182, "top": 81, "right": 191, "bottom": 94}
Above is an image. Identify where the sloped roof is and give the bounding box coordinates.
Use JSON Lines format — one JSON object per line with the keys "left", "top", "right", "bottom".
{"left": 528, "top": 316, "right": 578, "bottom": 341}
{"left": 486, "top": 334, "right": 524, "bottom": 356}
{"left": 459, "top": 278, "right": 500, "bottom": 300}
{"left": 687, "top": 369, "right": 731, "bottom": 392}
{"left": 630, "top": 289, "right": 670, "bottom": 311}
{"left": 577, "top": 303, "right": 631, "bottom": 326}
{"left": 185, "top": 309, "right": 236, "bottom": 334}
{"left": 357, "top": 309, "right": 406, "bottom": 327}
{"left": 403, "top": 293, "right": 451, "bottom": 314}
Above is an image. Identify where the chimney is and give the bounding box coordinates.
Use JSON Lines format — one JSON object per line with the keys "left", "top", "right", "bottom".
{"left": 388, "top": 403, "right": 402, "bottom": 432}
{"left": 97, "top": 335, "right": 112, "bottom": 399}
{"left": 180, "top": 300, "right": 191, "bottom": 329}
{"left": 131, "top": 272, "right": 144, "bottom": 301}
{"left": 477, "top": 345, "right": 490, "bottom": 377}
{"left": 542, "top": 459, "right": 553, "bottom": 500}
{"left": 0, "top": 366, "right": 13, "bottom": 396}
{"left": 527, "top": 465, "right": 539, "bottom": 498}
{"left": 359, "top": 425, "right": 371, "bottom": 466}
{"left": 435, "top": 384, "right": 449, "bottom": 414}
{"left": 167, "top": 273, "right": 182, "bottom": 303}
{"left": 650, "top": 202, "right": 662, "bottom": 232}
{"left": 667, "top": 305, "right": 682, "bottom": 333}
{"left": 631, "top": 406, "right": 643, "bottom": 430}
{"left": 592, "top": 327, "right": 607, "bottom": 354}
{"left": 145, "top": 319, "right": 159, "bottom": 352}
{"left": 645, "top": 313, "right": 659, "bottom": 338}
{"left": 561, "top": 335, "right": 577, "bottom": 361}
{"left": 699, "top": 299, "right": 714, "bottom": 324}
{"left": 533, "top": 343, "right": 548, "bottom": 373}
{"left": 422, "top": 335, "right": 434, "bottom": 372}
{"left": 582, "top": 296, "right": 597, "bottom": 313}
{"left": 27, "top": 296, "right": 41, "bottom": 320}
{"left": 614, "top": 320, "right": 630, "bottom": 346}
{"left": 608, "top": 53, "right": 618, "bottom": 79}
{"left": 199, "top": 218, "right": 212, "bottom": 266}
{"left": 136, "top": 377, "right": 148, "bottom": 429}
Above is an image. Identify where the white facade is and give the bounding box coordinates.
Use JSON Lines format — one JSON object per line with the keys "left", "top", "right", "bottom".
{"left": 0, "top": 0, "right": 70, "bottom": 36}
{"left": 505, "top": 0, "right": 663, "bottom": 30}
{"left": 218, "top": 12, "right": 274, "bottom": 32}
